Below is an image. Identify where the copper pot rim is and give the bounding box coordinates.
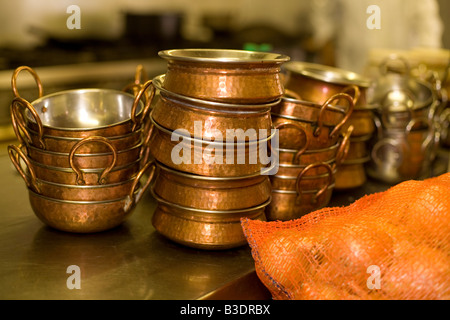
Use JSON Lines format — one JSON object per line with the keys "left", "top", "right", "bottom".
{"left": 25, "top": 139, "right": 143, "bottom": 157}
{"left": 159, "top": 48, "right": 290, "bottom": 64}
{"left": 280, "top": 95, "right": 350, "bottom": 115}
{"left": 156, "top": 161, "right": 274, "bottom": 181}
{"left": 151, "top": 187, "right": 271, "bottom": 214}
{"left": 278, "top": 158, "right": 335, "bottom": 169}
{"left": 271, "top": 112, "right": 340, "bottom": 127}
{"left": 271, "top": 167, "right": 337, "bottom": 180}
{"left": 24, "top": 89, "right": 145, "bottom": 131}
{"left": 284, "top": 61, "right": 371, "bottom": 88}
{"left": 28, "top": 186, "right": 138, "bottom": 205}
{"left": 150, "top": 113, "right": 276, "bottom": 146}
{"left": 277, "top": 141, "right": 340, "bottom": 154}
{"left": 26, "top": 126, "right": 143, "bottom": 142}
{"left": 27, "top": 156, "right": 141, "bottom": 173}
{"left": 271, "top": 183, "right": 335, "bottom": 194}
{"left": 153, "top": 74, "right": 279, "bottom": 112}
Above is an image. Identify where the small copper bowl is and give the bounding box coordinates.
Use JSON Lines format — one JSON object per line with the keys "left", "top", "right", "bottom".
{"left": 151, "top": 191, "right": 269, "bottom": 250}
{"left": 158, "top": 48, "right": 290, "bottom": 103}
{"left": 153, "top": 162, "right": 272, "bottom": 210}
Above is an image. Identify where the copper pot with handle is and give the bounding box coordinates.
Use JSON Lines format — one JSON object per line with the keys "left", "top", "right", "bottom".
{"left": 24, "top": 136, "right": 143, "bottom": 171}
{"left": 158, "top": 48, "right": 290, "bottom": 104}
{"left": 266, "top": 163, "right": 335, "bottom": 221}
{"left": 10, "top": 66, "right": 153, "bottom": 142}
{"left": 148, "top": 113, "right": 275, "bottom": 177}
{"left": 150, "top": 74, "right": 274, "bottom": 140}
{"left": 26, "top": 160, "right": 156, "bottom": 233}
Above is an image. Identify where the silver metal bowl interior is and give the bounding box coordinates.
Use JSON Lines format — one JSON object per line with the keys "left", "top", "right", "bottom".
{"left": 27, "top": 89, "right": 143, "bottom": 130}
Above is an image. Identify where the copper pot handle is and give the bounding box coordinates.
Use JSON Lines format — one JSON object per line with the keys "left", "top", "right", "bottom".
{"left": 274, "top": 122, "right": 309, "bottom": 162}
{"left": 11, "top": 97, "right": 45, "bottom": 149}
{"left": 131, "top": 80, "right": 155, "bottom": 132}
{"left": 334, "top": 125, "right": 354, "bottom": 170}
{"left": 122, "top": 64, "right": 149, "bottom": 95}
{"left": 296, "top": 162, "right": 333, "bottom": 205}
{"left": 315, "top": 93, "right": 354, "bottom": 138}
{"left": 8, "top": 144, "right": 40, "bottom": 193}
{"left": 11, "top": 66, "right": 43, "bottom": 99}
{"left": 341, "top": 85, "right": 361, "bottom": 106}
{"left": 405, "top": 117, "right": 434, "bottom": 152}
{"left": 69, "top": 136, "right": 118, "bottom": 185}
{"left": 125, "top": 160, "right": 157, "bottom": 212}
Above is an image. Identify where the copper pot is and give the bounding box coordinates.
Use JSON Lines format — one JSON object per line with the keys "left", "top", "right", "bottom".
{"left": 150, "top": 75, "right": 274, "bottom": 140}
{"left": 272, "top": 93, "right": 353, "bottom": 127}
{"left": 270, "top": 166, "right": 336, "bottom": 191}
{"left": 283, "top": 61, "right": 371, "bottom": 108}
{"left": 149, "top": 114, "right": 275, "bottom": 177}
{"left": 153, "top": 162, "right": 272, "bottom": 210}
{"left": 26, "top": 161, "right": 156, "bottom": 233}
{"left": 11, "top": 66, "right": 153, "bottom": 141}
{"left": 27, "top": 156, "right": 141, "bottom": 186}
{"left": 158, "top": 48, "right": 290, "bottom": 104}
{"left": 266, "top": 164, "right": 335, "bottom": 221}
{"left": 151, "top": 191, "right": 269, "bottom": 250}
{"left": 341, "top": 107, "right": 377, "bottom": 137}
{"left": 24, "top": 136, "right": 143, "bottom": 171}
{"left": 334, "top": 159, "right": 369, "bottom": 190}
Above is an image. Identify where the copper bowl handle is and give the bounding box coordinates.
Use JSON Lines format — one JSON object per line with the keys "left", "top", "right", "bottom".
{"left": 11, "top": 97, "right": 45, "bottom": 149}
{"left": 131, "top": 80, "right": 155, "bottom": 132}
{"left": 315, "top": 92, "right": 354, "bottom": 138}
{"left": 8, "top": 144, "right": 40, "bottom": 193}
{"left": 125, "top": 160, "right": 157, "bottom": 212}
{"left": 69, "top": 136, "right": 118, "bottom": 185}
{"left": 274, "top": 122, "right": 309, "bottom": 163}
{"left": 11, "top": 66, "right": 43, "bottom": 99}
{"left": 334, "top": 125, "right": 354, "bottom": 170}
{"left": 296, "top": 162, "right": 333, "bottom": 205}
{"left": 342, "top": 85, "right": 361, "bottom": 106}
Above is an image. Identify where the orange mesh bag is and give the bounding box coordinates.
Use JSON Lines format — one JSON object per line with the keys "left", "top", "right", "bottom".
{"left": 241, "top": 172, "right": 450, "bottom": 300}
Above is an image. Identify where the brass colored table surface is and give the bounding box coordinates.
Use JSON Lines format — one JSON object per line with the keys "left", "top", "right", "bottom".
{"left": 0, "top": 139, "right": 447, "bottom": 300}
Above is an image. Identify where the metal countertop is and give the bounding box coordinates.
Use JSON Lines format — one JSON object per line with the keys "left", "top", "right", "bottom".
{"left": 0, "top": 139, "right": 447, "bottom": 300}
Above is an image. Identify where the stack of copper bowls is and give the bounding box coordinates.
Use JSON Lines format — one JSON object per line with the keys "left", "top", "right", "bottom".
{"left": 365, "top": 56, "right": 439, "bottom": 183}
{"left": 266, "top": 87, "right": 354, "bottom": 221}
{"left": 8, "top": 66, "right": 155, "bottom": 233}
{"left": 148, "top": 49, "right": 290, "bottom": 249}
{"left": 282, "top": 61, "right": 376, "bottom": 191}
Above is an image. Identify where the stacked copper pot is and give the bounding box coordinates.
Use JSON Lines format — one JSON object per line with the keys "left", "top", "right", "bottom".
{"left": 148, "top": 49, "right": 290, "bottom": 249}
{"left": 366, "top": 57, "right": 439, "bottom": 183}
{"left": 264, "top": 61, "right": 370, "bottom": 221}
{"left": 282, "top": 62, "right": 376, "bottom": 191}
{"left": 8, "top": 66, "right": 155, "bottom": 233}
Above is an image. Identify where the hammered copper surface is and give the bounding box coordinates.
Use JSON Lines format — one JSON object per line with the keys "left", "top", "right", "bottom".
{"left": 27, "top": 156, "right": 141, "bottom": 185}
{"left": 270, "top": 167, "right": 336, "bottom": 191}
{"left": 159, "top": 49, "right": 290, "bottom": 104}
{"left": 265, "top": 185, "right": 334, "bottom": 221}
{"left": 19, "top": 125, "right": 143, "bottom": 154}
{"left": 153, "top": 162, "right": 271, "bottom": 210}
{"left": 277, "top": 142, "right": 339, "bottom": 165}
{"left": 151, "top": 194, "right": 268, "bottom": 250}
{"left": 151, "top": 91, "right": 273, "bottom": 140}
{"left": 24, "top": 139, "right": 142, "bottom": 169}
{"left": 149, "top": 115, "right": 274, "bottom": 177}
{"left": 271, "top": 94, "right": 351, "bottom": 127}
{"left": 283, "top": 61, "right": 371, "bottom": 108}
{"left": 271, "top": 115, "right": 341, "bottom": 150}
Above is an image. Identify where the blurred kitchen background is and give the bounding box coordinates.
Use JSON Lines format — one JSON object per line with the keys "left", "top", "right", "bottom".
{"left": 0, "top": 0, "right": 449, "bottom": 141}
